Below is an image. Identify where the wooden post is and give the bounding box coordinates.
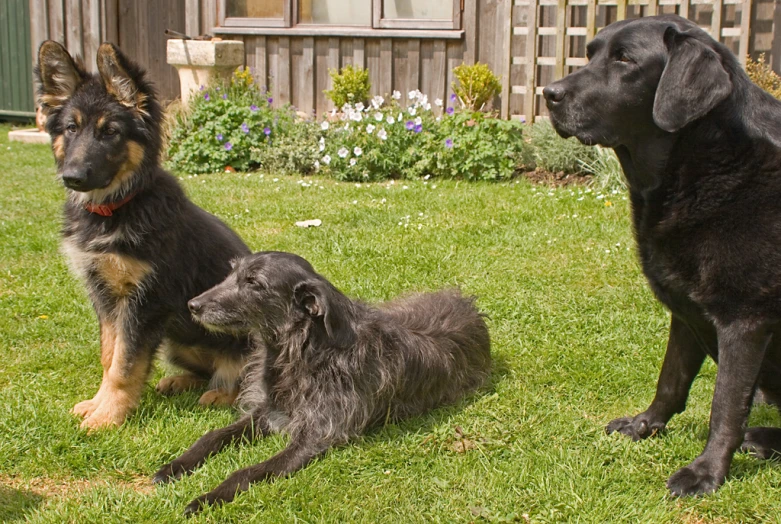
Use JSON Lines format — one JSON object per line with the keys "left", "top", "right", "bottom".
{"left": 525, "top": 1, "right": 539, "bottom": 122}
{"left": 586, "top": 0, "right": 597, "bottom": 41}
{"left": 616, "top": 0, "right": 627, "bottom": 22}
{"left": 500, "top": 0, "right": 513, "bottom": 119}
{"left": 711, "top": 0, "right": 723, "bottom": 42}
{"left": 738, "top": 0, "right": 751, "bottom": 66}
{"left": 555, "top": 0, "right": 567, "bottom": 80}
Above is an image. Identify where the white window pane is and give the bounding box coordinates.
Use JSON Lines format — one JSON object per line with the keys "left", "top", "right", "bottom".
{"left": 383, "top": 0, "right": 452, "bottom": 20}
{"left": 227, "top": 0, "right": 284, "bottom": 18}
{"left": 299, "top": 0, "right": 371, "bottom": 25}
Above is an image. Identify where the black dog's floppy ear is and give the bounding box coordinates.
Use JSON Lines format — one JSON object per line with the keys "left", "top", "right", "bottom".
{"left": 293, "top": 280, "right": 355, "bottom": 346}
{"left": 653, "top": 26, "right": 732, "bottom": 133}
{"left": 36, "top": 41, "right": 87, "bottom": 114}
{"left": 96, "top": 43, "right": 149, "bottom": 115}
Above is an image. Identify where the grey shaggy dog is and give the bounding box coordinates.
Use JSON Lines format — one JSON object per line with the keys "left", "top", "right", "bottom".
{"left": 153, "top": 251, "right": 492, "bottom": 514}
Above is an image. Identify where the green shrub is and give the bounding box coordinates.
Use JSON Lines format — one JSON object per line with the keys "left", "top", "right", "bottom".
{"left": 452, "top": 62, "right": 502, "bottom": 111}
{"left": 250, "top": 120, "right": 322, "bottom": 176}
{"left": 746, "top": 53, "right": 781, "bottom": 99}
{"left": 324, "top": 65, "right": 372, "bottom": 109}
{"left": 527, "top": 120, "right": 598, "bottom": 175}
{"left": 316, "top": 91, "right": 529, "bottom": 182}
{"left": 167, "top": 68, "right": 298, "bottom": 174}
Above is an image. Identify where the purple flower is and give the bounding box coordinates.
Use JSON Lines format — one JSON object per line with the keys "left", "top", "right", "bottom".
{"left": 414, "top": 124, "right": 423, "bottom": 133}
{"left": 450, "top": 93, "right": 457, "bottom": 102}
{"left": 446, "top": 106, "right": 454, "bottom": 115}
{"left": 250, "top": 104, "right": 259, "bottom": 111}
{"left": 225, "top": 142, "right": 233, "bottom": 151}
{"left": 216, "top": 133, "right": 223, "bottom": 141}
{"left": 264, "top": 127, "right": 271, "bottom": 136}
{"left": 241, "top": 122, "right": 250, "bottom": 134}
{"left": 222, "top": 94, "right": 228, "bottom": 99}
{"left": 216, "top": 86, "right": 221, "bottom": 91}
{"left": 267, "top": 97, "right": 273, "bottom": 105}
{"left": 204, "top": 93, "right": 210, "bottom": 101}
{"left": 199, "top": 85, "right": 205, "bottom": 91}
{"left": 520, "top": 116, "right": 527, "bottom": 124}
{"left": 405, "top": 120, "right": 414, "bottom": 130}
{"left": 445, "top": 138, "right": 453, "bottom": 148}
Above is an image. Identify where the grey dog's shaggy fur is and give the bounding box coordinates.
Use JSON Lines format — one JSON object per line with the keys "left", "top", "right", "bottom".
{"left": 154, "top": 251, "right": 491, "bottom": 514}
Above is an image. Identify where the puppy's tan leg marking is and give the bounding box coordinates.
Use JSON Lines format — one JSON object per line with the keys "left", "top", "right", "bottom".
{"left": 72, "top": 320, "right": 116, "bottom": 419}
{"left": 156, "top": 374, "right": 208, "bottom": 395}
{"left": 81, "top": 330, "right": 151, "bottom": 431}
{"left": 198, "top": 388, "right": 238, "bottom": 407}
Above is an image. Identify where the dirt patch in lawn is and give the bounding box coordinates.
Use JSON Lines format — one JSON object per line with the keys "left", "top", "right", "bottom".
{"left": 0, "top": 472, "right": 154, "bottom": 498}
{"left": 521, "top": 169, "right": 592, "bottom": 187}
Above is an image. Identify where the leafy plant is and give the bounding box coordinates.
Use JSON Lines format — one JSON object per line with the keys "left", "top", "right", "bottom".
{"left": 324, "top": 65, "right": 372, "bottom": 109}
{"left": 746, "top": 53, "right": 781, "bottom": 99}
{"left": 451, "top": 62, "right": 502, "bottom": 112}
{"left": 167, "top": 68, "right": 297, "bottom": 174}
{"left": 527, "top": 120, "right": 598, "bottom": 175}
{"left": 579, "top": 146, "right": 625, "bottom": 192}
{"left": 250, "top": 120, "right": 322, "bottom": 176}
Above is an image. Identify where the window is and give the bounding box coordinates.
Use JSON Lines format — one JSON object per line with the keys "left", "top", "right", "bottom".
{"left": 220, "top": 0, "right": 461, "bottom": 32}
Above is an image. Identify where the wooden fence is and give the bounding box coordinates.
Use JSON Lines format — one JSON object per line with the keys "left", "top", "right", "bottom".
{"left": 502, "top": 0, "right": 754, "bottom": 122}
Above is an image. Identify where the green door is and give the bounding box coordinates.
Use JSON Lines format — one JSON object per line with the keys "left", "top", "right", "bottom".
{"left": 0, "top": 0, "right": 34, "bottom": 119}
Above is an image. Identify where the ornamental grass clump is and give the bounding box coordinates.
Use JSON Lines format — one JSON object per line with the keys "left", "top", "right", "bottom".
{"left": 167, "top": 68, "right": 297, "bottom": 174}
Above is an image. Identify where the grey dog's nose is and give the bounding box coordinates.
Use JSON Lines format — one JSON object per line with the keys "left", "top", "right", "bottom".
{"left": 543, "top": 84, "right": 566, "bottom": 104}
{"left": 188, "top": 299, "right": 202, "bottom": 315}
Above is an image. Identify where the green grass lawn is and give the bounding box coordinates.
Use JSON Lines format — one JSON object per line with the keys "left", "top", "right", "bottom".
{"left": 2, "top": 122, "right": 781, "bottom": 523}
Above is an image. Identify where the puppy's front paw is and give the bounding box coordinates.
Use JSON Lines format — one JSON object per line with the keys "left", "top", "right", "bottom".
{"left": 153, "top": 461, "right": 189, "bottom": 484}
{"left": 80, "top": 403, "right": 126, "bottom": 431}
{"left": 741, "top": 427, "right": 781, "bottom": 460}
{"left": 71, "top": 398, "right": 98, "bottom": 419}
{"left": 199, "top": 388, "right": 237, "bottom": 407}
{"left": 183, "top": 493, "right": 219, "bottom": 516}
{"left": 667, "top": 460, "right": 724, "bottom": 497}
{"left": 156, "top": 375, "right": 207, "bottom": 396}
{"left": 606, "top": 415, "right": 665, "bottom": 441}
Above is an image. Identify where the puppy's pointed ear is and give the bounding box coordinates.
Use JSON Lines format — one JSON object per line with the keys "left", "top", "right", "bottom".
{"left": 96, "top": 43, "right": 149, "bottom": 115}
{"left": 36, "top": 41, "right": 87, "bottom": 114}
{"left": 652, "top": 27, "right": 732, "bottom": 133}
{"left": 293, "top": 280, "right": 355, "bottom": 346}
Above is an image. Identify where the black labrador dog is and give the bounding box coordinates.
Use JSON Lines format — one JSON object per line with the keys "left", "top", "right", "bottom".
{"left": 544, "top": 14, "right": 781, "bottom": 496}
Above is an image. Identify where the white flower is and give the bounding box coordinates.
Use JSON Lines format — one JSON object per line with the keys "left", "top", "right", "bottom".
{"left": 342, "top": 103, "right": 353, "bottom": 113}
{"left": 414, "top": 116, "right": 422, "bottom": 126}
{"left": 371, "top": 95, "right": 384, "bottom": 109}
{"left": 321, "top": 121, "right": 330, "bottom": 130}
{"left": 408, "top": 90, "right": 417, "bottom": 100}
{"left": 365, "top": 124, "right": 375, "bottom": 134}
{"left": 350, "top": 158, "right": 357, "bottom": 166}
{"left": 314, "top": 160, "right": 320, "bottom": 170}
{"left": 374, "top": 112, "right": 383, "bottom": 122}
{"left": 424, "top": 103, "right": 431, "bottom": 111}
{"left": 377, "top": 129, "right": 388, "bottom": 140}
{"left": 386, "top": 116, "right": 395, "bottom": 125}
{"left": 319, "top": 137, "right": 326, "bottom": 151}
{"left": 419, "top": 94, "right": 428, "bottom": 106}
{"left": 408, "top": 107, "right": 417, "bottom": 116}
{"left": 398, "top": 112, "right": 403, "bottom": 121}
{"left": 435, "top": 98, "right": 443, "bottom": 107}
{"left": 338, "top": 147, "right": 349, "bottom": 158}
{"left": 392, "top": 90, "right": 402, "bottom": 100}
{"left": 355, "top": 102, "right": 365, "bottom": 111}
{"left": 350, "top": 111, "right": 362, "bottom": 122}
{"left": 354, "top": 147, "right": 363, "bottom": 156}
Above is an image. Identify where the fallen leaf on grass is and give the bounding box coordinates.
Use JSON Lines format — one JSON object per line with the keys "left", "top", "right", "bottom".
{"left": 295, "top": 219, "right": 322, "bottom": 228}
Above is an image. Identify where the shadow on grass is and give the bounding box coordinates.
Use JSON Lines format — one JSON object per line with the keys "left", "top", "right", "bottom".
{"left": 0, "top": 487, "right": 44, "bottom": 522}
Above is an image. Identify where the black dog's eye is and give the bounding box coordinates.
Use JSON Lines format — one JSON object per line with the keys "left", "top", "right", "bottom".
{"left": 104, "top": 127, "right": 118, "bottom": 136}
{"left": 616, "top": 52, "right": 633, "bottom": 64}
{"left": 245, "top": 275, "right": 265, "bottom": 290}
{"left": 66, "top": 123, "right": 77, "bottom": 133}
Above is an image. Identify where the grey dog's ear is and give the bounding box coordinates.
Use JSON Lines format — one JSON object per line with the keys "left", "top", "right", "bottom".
{"left": 293, "top": 280, "right": 355, "bottom": 346}
{"left": 653, "top": 26, "right": 732, "bottom": 133}
{"left": 36, "top": 41, "right": 88, "bottom": 114}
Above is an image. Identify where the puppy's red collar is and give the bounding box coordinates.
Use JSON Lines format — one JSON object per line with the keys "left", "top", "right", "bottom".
{"left": 84, "top": 192, "right": 136, "bottom": 217}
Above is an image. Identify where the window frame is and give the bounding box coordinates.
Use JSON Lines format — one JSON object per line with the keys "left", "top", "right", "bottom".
{"left": 217, "top": 0, "right": 462, "bottom": 32}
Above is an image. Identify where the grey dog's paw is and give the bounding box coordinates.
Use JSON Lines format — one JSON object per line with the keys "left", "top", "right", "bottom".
{"left": 606, "top": 415, "right": 666, "bottom": 441}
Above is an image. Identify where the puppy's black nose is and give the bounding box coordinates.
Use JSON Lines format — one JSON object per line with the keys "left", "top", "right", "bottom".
{"left": 543, "top": 84, "right": 566, "bottom": 104}
{"left": 188, "top": 299, "right": 202, "bottom": 315}
{"left": 61, "top": 168, "right": 89, "bottom": 189}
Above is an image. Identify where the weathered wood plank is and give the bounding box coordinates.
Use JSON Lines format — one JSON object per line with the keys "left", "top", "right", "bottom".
{"left": 47, "top": 0, "right": 65, "bottom": 44}
{"left": 501, "top": 0, "right": 513, "bottom": 118}
{"left": 393, "top": 40, "right": 409, "bottom": 104}
{"left": 315, "top": 37, "right": 331, "bottom": 115}
{"left": 711, "top": 0, "right": 723, "bottom": 41}
{"left": 378, "top": 38, "right": 392, "bottom": 96}
{"left": 340, "top": 38, "right": 354, "bottom": 67}
{"left": 431, "top": 39, "right": 447, "bottom": 105}
{"left": 267, "top": 37, "right": 280, "bottom": 103}
{"left": 365, "top": 39, "right": 381, "bottom": 98}
{"left": 30, "top": 0, "right": 49, "bottom": 63}
{"left": 737, "top": 0, "right": 750, "bottom": 65}
{"left": 83, "top": 0, "right": 100, "bottom": 72}
{"left": 65, "top": 0, "right": 82, "bottom": 57}
{"left": 103, "top": 0, "right": 119, "bottom": 44}
{"left": 293, "top": 36, "right": 315, "bottom": 114}
{"left": 524, "top": 1, "right": 539, "bottom": 122}
{"left": 201, "top": 0, "right": 216, "bottom": 35}
{"left": 277, "top": 36, "right": 291, "bottom": 105}
{"left": 246, "top": 36, "right": 268, "bottom": 91}
{"left": 185, "top": 0, "right": 200, "bottom": 38}
{"left": 352, "top": 38, "right": 365, "bottom": 69}
{"left": 463, "top": 0, "right": 478, "bottom": 64}
{"left": 407, "top": 39, "right": 420, "bottom": 93}
{"left": 446, "top": 39, "right": 464, "bottom": 109}
{"left": 555, "top": 0, "right": 567, "bottom": 80}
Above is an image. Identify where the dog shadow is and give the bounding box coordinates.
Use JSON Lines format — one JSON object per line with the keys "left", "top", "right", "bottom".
{"left": 0, "top": 487, "right": 44, "bottom": 522}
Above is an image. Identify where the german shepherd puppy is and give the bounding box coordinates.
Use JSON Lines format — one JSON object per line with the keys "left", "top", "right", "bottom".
{"left": 153, "top": 252, "right": 491, "bottom": 514}
{"left": 37, "top": 41, "right": 252, "bottom": 430}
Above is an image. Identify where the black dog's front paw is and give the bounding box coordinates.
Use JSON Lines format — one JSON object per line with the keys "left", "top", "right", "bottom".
{"left": 152, "top": 461, "right": 189, "bottom": 484}
{"left": 183, "top": 492, "right": 228, "bottom": 516}
{"left": 667, "top": 460, "right": 724, "bottom": 497}
{"left": 741, "top": 427, "right": 781, "bottom": 460}
{"left": 606, "top": 414, "right": 666, "bottom": 441}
